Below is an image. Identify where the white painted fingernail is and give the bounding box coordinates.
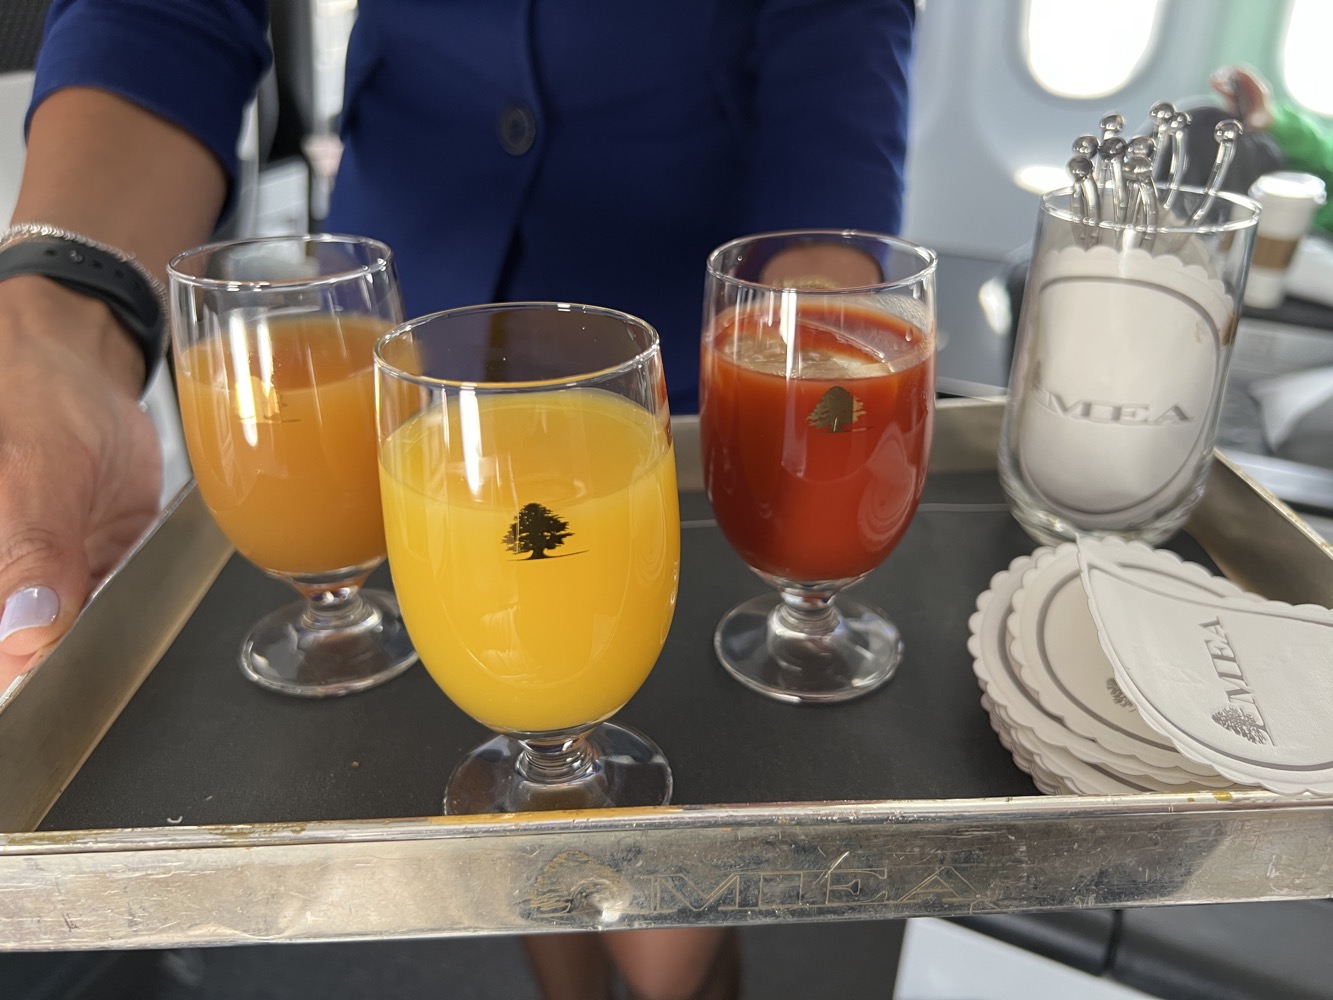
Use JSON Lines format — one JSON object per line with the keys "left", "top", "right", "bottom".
{"left": 0, "top": 587, "right": 60, "bottom": 643}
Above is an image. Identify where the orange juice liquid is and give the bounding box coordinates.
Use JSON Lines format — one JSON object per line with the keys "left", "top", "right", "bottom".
{"left": 379, "top": 389, "right": 680, "bottom": 734}
{"left": 176, "top": 313, "right": 389, "bottom": 576}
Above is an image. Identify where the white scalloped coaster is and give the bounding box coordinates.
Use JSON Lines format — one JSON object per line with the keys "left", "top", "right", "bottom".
{"left": 971, "top": 553, "right": 1096, "bottom": 754}
{"left": 1078, "top": 540, "right": 1333, "bottom": 797}
{"left": 980, "top": 692, "right": 1064, "bottom": 795}
{"left": 1007, "top": 541, "right": 1242, "bottom": 775}
{"left": 968, "top": 547, "right": 1236, "bottom": 794}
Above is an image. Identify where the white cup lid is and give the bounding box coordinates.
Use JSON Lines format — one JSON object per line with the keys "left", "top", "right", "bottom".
{"left": 1250, "top": 171, "right": 1327, "bottom": 204}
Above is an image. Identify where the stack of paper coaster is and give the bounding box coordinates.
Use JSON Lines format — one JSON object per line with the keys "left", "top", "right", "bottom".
{"left": 968, "top": 536, "right": 1333, "bottom": 797}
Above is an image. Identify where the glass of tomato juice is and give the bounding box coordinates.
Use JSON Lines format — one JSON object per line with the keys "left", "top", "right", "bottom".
{"left": 375, "top": 303, "right": 678, "bottom": 814}
{"left": 168, "top": 234, "right": 417, "bottom": 697}
{"left": 699, "top": 230, "right": 937, "bottom": 703}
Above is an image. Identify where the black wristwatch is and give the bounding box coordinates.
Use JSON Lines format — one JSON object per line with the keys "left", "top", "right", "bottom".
{"left": 0, "top": 225, "right": 167, "bottom": 393}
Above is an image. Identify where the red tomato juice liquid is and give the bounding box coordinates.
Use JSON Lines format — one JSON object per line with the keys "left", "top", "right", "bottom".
{"left": 700, "top": 303, "right": 934, "bottom": 582}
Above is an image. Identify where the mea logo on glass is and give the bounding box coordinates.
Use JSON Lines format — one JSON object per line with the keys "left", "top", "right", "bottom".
{"left": 1034, "top": 386, "right": 1193, "bottom": 426}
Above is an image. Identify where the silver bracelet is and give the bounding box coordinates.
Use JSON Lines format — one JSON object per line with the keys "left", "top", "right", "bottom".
{"left": 0, "top": 222, "right": 168, "bottom": 316}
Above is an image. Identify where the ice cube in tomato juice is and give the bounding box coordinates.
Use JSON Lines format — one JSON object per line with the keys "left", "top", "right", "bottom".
{"left": 701, "top": 303, "right": 933, "bottom": 582}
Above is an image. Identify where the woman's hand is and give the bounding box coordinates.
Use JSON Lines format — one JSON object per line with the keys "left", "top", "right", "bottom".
{"left": 0, "top": 276, "right": 162, "bottom": 687}
{"left": 0, "top": 87, "right": 228, "bottom": 689}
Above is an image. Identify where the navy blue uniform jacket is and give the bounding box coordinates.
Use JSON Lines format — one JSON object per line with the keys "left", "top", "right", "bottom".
{"left": 33, "top": 0, "right": 915, "bottom": 410}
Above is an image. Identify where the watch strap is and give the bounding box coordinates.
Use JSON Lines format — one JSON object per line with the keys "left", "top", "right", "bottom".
{"left": 0, "top": 232, "right": 167, "bottom": 392}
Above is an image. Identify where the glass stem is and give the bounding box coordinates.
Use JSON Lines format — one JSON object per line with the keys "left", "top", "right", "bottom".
{"left": 776, "top": 589, "right": 840, "bottom": 636}
{"left": 299, "top": 584, "right": 375, "bottom": 632}
{"left": 518, "top": 733, "right": 598, "bottom": 785}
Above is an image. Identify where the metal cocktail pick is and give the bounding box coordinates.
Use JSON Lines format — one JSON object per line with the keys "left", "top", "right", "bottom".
{"left": 1187, "top": 119, "right": 1243, "bottom": 226}
{"left": 1148, "top": 101, "right": 1176, "bottom": 179}
{"left": 1124, "top": 136, "right": 1159, "bottom": 248}
{"left": 1162, "top": 110, "right": 1192, "bottom": 215}
{"left": 1067, "top": 154, "right": 1100, "bottom": 247}
{"left": 1072, "top": 134, "right": 1101, "bottom": 159}
{"left": 1096, "top": 113, "right": 1125, "bottom": 192}
{"left": 1098, "top": 136, "right": 1129, "bottom": 223}
{"left": 1124, "top": 153, "right": 1159, "bottom": 251}
{"left": 1126, "top": 134, "right": 1156, "bottom": 166}
{"left": 1099, "top": 112, "right": 1125, "bottom": 142}
{"left": 1064, "top": 102, "right": 1242, "bottom": 253}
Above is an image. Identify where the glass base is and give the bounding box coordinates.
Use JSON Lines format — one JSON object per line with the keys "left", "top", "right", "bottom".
{"left": 240, "top": 588, "right": 417, "bottom": 697}
{"left": 714, "top": 592, "right": 903, "bottom": 704}
{"left": 998, "top": 450, "right": 1203, "bottom": 547}
{"left": 445, "top": 723, "right": 673, "bottom": 814}
{"left": 1008, "top": 502, "right": 1190, "bottom": 548}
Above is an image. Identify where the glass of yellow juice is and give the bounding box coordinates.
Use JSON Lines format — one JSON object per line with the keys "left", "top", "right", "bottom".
{"left": 375, "top": 303, "right": 679, "bottom": 813}
{"left": 169, "top": 234, "right": 417, "bottom": 697}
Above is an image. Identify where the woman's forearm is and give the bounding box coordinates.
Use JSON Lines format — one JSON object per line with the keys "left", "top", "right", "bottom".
{"left": 6, "top": 86, "right": 229, "bottom": 392}
{"left": 14, "top": 87, "right": 227, "bottom": 273}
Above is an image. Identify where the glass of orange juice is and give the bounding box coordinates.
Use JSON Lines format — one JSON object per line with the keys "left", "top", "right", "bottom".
{"left": 169, "top": 234, "right": 417, "bottom": 697}
{"left": 375, "top": 303, "right": 679, "bottom": 813}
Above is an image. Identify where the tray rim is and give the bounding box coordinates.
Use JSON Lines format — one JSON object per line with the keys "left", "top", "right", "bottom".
{"left": 2, "top": 398, "right": 1331, "bottom": 949}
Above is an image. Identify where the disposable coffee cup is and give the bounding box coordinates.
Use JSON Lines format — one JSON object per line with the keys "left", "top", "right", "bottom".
{"left": 1245, "top": 171, "right": 1327, "bottom": 309}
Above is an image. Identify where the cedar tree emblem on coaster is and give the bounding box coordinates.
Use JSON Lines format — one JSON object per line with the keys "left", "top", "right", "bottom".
{"left": 1106, "top": 677, "right": 1135, "bottom": 710}
{"left": 504, "top": 503, "right": 574, "bottom": 559}
{"left": 1211, "top": 705, "right": 1270, "bottom": 745}
{"left": 808, "top": 385, "right": 864, "bottom": 433}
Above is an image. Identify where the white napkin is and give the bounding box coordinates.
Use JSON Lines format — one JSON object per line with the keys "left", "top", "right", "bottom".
{"left": 1285, "top": 234, "right": 1333, "bottom": 307}
{"left": 1248, "top": 365, "right": 1333, "bottom": 451}
{"left": 1077, "top": 540, "right": 1333, "bottom": 796}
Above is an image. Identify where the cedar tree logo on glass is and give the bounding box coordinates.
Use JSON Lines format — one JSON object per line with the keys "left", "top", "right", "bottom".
{"left": 504, "top": 503, "right": 575, "bottom": 560}
{"left": 807, "top": 386, "right": 865, "bottom": 433}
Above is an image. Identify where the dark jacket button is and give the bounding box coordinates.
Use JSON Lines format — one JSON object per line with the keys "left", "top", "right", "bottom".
{"left": 498, "top": 103, "right": 537, "bottom": 155}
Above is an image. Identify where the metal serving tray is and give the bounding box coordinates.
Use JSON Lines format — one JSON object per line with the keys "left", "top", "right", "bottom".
{"left": 2, "top": 399, "right": 1331, "bottom": 951}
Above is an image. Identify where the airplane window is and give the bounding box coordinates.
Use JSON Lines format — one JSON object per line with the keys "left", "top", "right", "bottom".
{"left": 1013, "top": 164, "right": 1070, "bottom": 195}
{"left": 1024, "top": 0, "right": 1163, "bottom": 99}
{"left": 1282, "top": 0, "right": 1333, "bottom": 115}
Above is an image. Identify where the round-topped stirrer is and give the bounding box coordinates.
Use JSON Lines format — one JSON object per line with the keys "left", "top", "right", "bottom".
{"left": 1098, "top": 136, "right": 1129, "bottom": 223}
{"left": 1148, "top": 101, "right": 1176, "bottom": 179}
{"left": 1126, "top": 135, "right": 1157, "bottom": 227}
{"left": 1072, "top": 135, "right": 1102, "bottom": 223}
{"left": 1099, "top": 112, "right": 1125, "bottom": 142}
{"left": 1127, "top": 134, "right": 1156, "bottom": 164}
{"left": 1123, "top": 153, "right": 1159, "bottom": 251}
{"left": 1187, "top": 119, "right": 1243, "bottom": 226}
{"left": 1072, "top": 134, "right": 1101, "bottom": 159}
{"left": 1067, "top": 154, "right": 1100, "bottom": 247}
{"left": 1162, "top": 110, "right": 1192, "bottom": 214}
{"left": 1095, "top": 113, "right": 1126, "bottom": 197}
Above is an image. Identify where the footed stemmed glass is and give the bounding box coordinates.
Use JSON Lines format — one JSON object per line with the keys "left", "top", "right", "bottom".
{"left": 169, "top": 234, "right": 417, "bottom": 697}
{"left": 699, "top": 230, "right": 937, "bottom": 703}
{"left": 375, "top": 302, "right": 679, "bottom": 813}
